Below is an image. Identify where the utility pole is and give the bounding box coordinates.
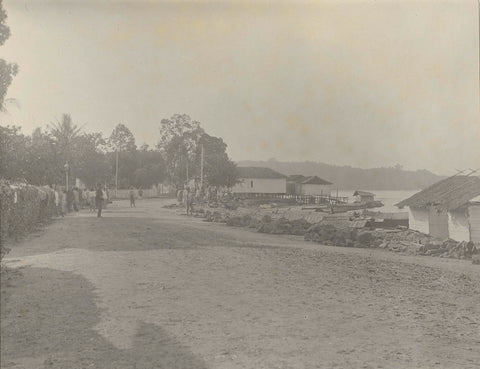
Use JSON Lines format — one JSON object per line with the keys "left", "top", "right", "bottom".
{"left": 64, "top": 162, "right": 69, "bottom": 190}
{"left": 200, "top": 143, "right": 204, "bottom": 189}
{"left": 115, "top": 149, "right": 119, "bottom": 197}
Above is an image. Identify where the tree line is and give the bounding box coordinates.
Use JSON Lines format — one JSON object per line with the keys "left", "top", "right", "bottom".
{"left": 1, "top": 113, "right": 238, "bottom": 189}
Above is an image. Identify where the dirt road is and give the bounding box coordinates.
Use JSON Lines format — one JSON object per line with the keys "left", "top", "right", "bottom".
{"left": 2, "top": 199, "right": 479, "bottom": 369}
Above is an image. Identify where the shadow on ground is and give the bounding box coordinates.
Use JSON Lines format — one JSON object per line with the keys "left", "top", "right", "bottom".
{"left": 6, "top": 213, "right": 290, "bottom": 255}
{"left": 1, "top": 267, "right": 209, "bottom": 369}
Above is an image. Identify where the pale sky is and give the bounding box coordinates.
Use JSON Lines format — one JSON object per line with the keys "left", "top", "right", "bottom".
{"left": 1, "top": 0, "right": 479, "bottom": 175}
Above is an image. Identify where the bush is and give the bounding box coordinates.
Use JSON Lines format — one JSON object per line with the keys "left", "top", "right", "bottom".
{"left": 0, "top": 180, "right": 57, "bottom": 259}
{"left": 226, "top": 216, "right": 244, "bottom": 227}
{"left": 356, "top": 231, "right": 374, "bottom": 247}
{"left": 261, "top": 214, "right": 272, "bottom": 223}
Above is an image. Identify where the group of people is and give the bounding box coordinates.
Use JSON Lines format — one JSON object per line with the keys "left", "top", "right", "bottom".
{"left": 52, "top": 183, "right": 109, "bottom": 218}
{"left": 176, "top": 186, "right": 195, "bottom": 215}
{"left": 176, "top": 184, "right": 232, "bottom": 215}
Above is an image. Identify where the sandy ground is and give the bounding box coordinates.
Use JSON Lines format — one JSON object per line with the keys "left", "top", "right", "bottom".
{"left": 1, "top": 198, "right": 480, "bottom": 369}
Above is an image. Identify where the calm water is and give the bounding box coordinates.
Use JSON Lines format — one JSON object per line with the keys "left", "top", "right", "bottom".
{"left": 335, "top": 190, "right": 419, "bottom": 213}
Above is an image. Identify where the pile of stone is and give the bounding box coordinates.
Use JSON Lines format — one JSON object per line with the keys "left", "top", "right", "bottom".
{"left": 204, "top": 210, "right": 228, "bottom": 223}
{"left": 189, "top": 205, "right": 480, "bottom": 264}
{"left": 304, "top": 223, "right": 376, "bottom": 248}
{"left": 221, "top": 214, "right": 312, "bottom": 236}
{"left": 374, "top": 229, "right": 430, "bottom": 255}
{"left": 417, "top": 239, "right": 478, "bottom": 259}
{"left": 256, "top": 216, "right": 312, "bottom": 236}
{"left": 374, "top": 229, "right": 479, "bottom": 261}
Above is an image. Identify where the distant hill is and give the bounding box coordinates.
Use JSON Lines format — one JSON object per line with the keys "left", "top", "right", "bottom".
{"left": 236, "top": 160, "right": 444, "bottom": 190}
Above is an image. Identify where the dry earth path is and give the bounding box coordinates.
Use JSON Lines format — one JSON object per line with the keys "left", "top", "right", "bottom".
{"left": 1, "top": 198, "right": 479, "bottom": 369}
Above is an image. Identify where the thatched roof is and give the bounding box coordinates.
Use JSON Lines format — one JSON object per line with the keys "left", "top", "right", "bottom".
{"left": 396, "top": 175, "right": 480, "bottom": 211}
{"left": 237, "top": 167, "right": 287, "bottom": 179}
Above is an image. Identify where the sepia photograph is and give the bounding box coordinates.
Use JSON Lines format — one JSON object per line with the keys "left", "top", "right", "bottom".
{"left": 1, "top": 0, "right": 479, "bottom": 368}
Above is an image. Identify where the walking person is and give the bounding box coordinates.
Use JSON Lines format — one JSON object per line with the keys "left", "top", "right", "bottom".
{"left": 95, "top": 183, "right": 104, "bottom": 218}
{"left": 129, "top": 186, "right": 136, "bottom": 207}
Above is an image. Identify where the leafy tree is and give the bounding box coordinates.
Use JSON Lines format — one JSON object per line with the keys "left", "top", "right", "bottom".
{"left": 1, "top": 125, "right": 62, "bottom": 185}
{"left": 0, "top": 125, "right": 29, "bottom": 180}
{"left": 197, "top": 134, "right": 237, "bottom": 187}
{"left": 133, "top": 162, "right": 165, "bottom": 188}
{"left": 0, "top": 0, "right": 10, "bottom": 44}
{"left": 108, "top": 123, "right": 136, "bottom": 152}
{"left": 158, "top": 115, "right": 205, "bottom": 185}
{"left": 157, "top": 114, "right": 204, "bottom": 153}
{"left": 107, "top": 124, "right": 137, "bottom": 188}
{"left": 0, "top": 0, "right": 18, "bottom": 111}
{"left": 164, "top": 132, "right": 210, "bottom": 186}
{"left": 158, "top": 114, "right": 236, "bottom": 187}
{"left": 27, "top": 127, "right": 61, "bottom": 185}
{"left": 74, "top": 133, "right": 110, "bottom": 187}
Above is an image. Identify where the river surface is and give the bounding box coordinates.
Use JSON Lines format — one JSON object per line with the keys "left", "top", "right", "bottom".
{"left": 336, "top": 190, "right": 419, "bottom": 213}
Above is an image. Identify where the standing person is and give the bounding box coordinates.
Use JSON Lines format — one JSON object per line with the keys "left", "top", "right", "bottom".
{"left": 81, "top": 188, "right": 88, "bottom": 209}
{"left": 88, "top": 188, "right": 96, "bottom": 212}
{"left": 183, "top": 186, "right": 189, "bottom": 209}
{"left": 66, "top": 188, "right": 73, "bottom": 213}
{"left": 95, "top": 183, "right": 104, "bottom": 218}
{"left": 187, "top": 189, "right": 194, "bottom": 215}
{"left": 72, "top": 187, "right": 79, "bottom": 212}
{"left": 61, "top": 188, "right": 68, "bottom": 216}
{"left": 54, "top": 185, "right": 60, "bottom": 217}
{"left": 129, "top": 186, "right": 136, "bottom": 207}
{"left": 177, "top": 187, "right": 183, "bottom": 205}
{"left": 102, "top": 186, "right": 109, "bottom": 209}
{"left": 184, "top": 186, "right": 194, "bottom": 215}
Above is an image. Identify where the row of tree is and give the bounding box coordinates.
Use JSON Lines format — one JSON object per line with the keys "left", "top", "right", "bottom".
{"left": 1, "top": 0, "right": 18, "bottom": 113}
{"left": 1, "top": 114, "right": 238, "bottom": 189}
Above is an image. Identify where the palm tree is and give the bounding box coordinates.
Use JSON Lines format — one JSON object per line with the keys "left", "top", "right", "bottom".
{"left": 48, "top": 114, "right": 83, "bottom": 161}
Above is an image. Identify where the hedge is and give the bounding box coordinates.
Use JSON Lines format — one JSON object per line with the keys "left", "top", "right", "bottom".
{"left": 0, "top": 180, "right": 57, "bottom": 260}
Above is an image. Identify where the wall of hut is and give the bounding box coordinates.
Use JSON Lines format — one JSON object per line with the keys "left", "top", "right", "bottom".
{"left": 407, "top": 207, "right": 430, "bottom": 235}
{"left": 448, "top": 208, "right": 470, "bottom": 242}
{"left": 295, "top": 184, "right": 332, "bottom": 196}
{"left": 468, "top": 203, "right": 480, "bottom": 242}
{"left": 428, "top": 206, "right": 449, "bottom": 239}
{"left": 286, "top": 182, "right": 296, "bottom": 195}
{"left": 232, "top": 178, "right": 287, "bottom": 194}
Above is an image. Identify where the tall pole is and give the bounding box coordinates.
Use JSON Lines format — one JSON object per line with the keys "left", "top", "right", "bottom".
{"left": 200, "top": 144, "right": 204, "bottom": 189}
{"left": 64, "top": 161, "right": 69, "bottom": 191}
{"left": 115, "top": 149, "right": 119, "bottom": 197}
